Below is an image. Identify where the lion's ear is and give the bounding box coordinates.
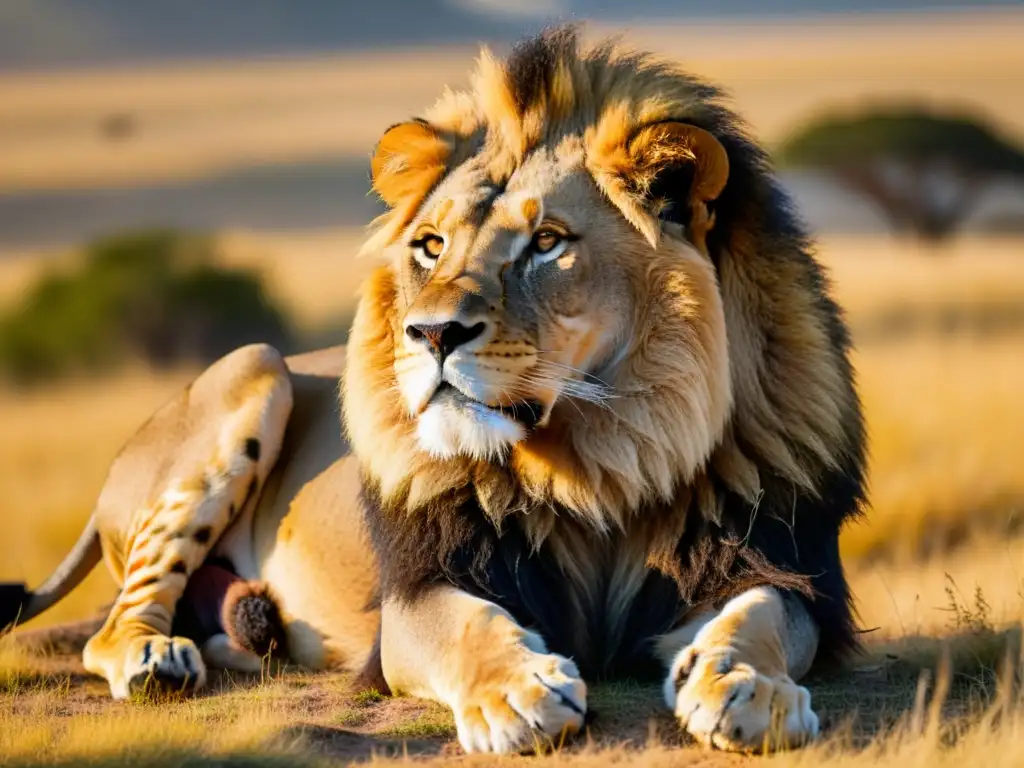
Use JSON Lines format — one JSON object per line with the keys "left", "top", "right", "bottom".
{"left": 628, "top": 122, "right": 729, "bottom": 205}
{"left": 370, "top": 120, "right": 451, "bottom": 208}
{"left": 591, "top": 121, "right": 729, "bottom": 250}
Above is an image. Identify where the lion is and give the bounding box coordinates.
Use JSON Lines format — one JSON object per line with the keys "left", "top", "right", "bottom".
{"left": 1, "top": 28, "right": 865, "bottom": 754}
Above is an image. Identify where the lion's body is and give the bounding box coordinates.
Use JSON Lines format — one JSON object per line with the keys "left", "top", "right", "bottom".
{"left": 4, "top": 28, "right": 865, "bottom": 753}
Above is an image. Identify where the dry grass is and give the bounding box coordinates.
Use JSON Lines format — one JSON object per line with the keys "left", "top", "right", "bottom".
{"left": 820, "top": 236, "right": 1024, "bottom": 562}
{"left": 0, "top": 672, "right": 318, "bottom": 767}
{"left": 0, "top": 10, "right": 1022, "bottom": 193}
{"left": 1, "top": 590, "right": 1021, "bottom": 767}
{"left": 216, "top": 228, "right": 375, "bottom": 330}
{"left": 852, "top": 538, "right": 1024, "bottom": 641}
{"left": 819, "top": 236, "right": 1024, "bottom": 335}
{"left": 0, "top": 369, "right": 196, "bottom": 627}
{"left": 845, "top": 337, "right": 1024, "bottom": 563}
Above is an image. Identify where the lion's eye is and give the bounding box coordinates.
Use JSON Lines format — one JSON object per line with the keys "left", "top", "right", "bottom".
{"left": 410, "top": 233, "right": 445, "bottom": 269}
{"left": 523, "top": 227, "right": 575, "bottom": 275}
{"left": 422, "top": 234, "right": 445, "bottom": 258}
{"left": 531, "top": 230, "right": 562, "bottom": 254}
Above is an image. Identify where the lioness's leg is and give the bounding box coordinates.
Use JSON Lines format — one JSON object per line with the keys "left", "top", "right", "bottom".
{"left": 83, "top": 345, "right": 292, "bottom": 698}
{"left": 380, "top": 586, "right": 587, "bottom": 754}
{"left": 659, "top": 587, "right": 820, "bottom": 752}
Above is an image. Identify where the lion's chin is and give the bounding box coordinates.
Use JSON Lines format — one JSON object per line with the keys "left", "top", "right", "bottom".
{"left": 416, "top": 399, "right": 526, "bottom": 461}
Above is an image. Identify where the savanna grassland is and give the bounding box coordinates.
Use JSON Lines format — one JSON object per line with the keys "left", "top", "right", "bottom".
{"left": 3, "top": 9, "right": 1024, "bottom": 766}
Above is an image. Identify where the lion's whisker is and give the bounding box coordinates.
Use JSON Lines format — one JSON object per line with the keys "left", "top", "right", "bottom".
{"left": 528, "top": 366, "right": 618, "bottom": 405}
{"left": 516, "top": 372, "right": 617, "bottom": 415}
{"left": 532, "top": 354, "right": 615, "bottom": 389}
{"left": 512, "top": 378, "right": 593, "bottom": 428}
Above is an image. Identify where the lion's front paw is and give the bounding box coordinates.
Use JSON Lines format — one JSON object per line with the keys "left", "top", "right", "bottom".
{"left": 665, "top": 646, "right": 818, "bottom": 752}
{"left": 453, "top": 651, "right": 587, "bottom": 754}
{"left": 122, "top": 635, "right": 207, "bottom": 699}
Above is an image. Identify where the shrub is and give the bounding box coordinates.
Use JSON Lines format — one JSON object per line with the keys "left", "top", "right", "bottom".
{"left": 0, "top": 230, "right": 292, "bottom": 384}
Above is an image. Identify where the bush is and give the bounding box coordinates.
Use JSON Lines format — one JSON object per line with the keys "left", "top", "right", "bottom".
{"left": 0, "top": 230, "right": 293, "bottom": 384}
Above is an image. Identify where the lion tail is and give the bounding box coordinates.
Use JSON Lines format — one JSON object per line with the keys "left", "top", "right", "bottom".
{"left": 1, "top": 514, "right": 102, "bottom": 631}
{"left": 221, "top": 579, "right": 289, "bottom": 659}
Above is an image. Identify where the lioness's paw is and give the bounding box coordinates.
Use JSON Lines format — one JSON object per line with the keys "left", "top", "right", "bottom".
{"left": 665, "top": 646, "right": 818, "bottom": 752}
{"left": 453, "top": 652, "right": 587, "bottom": 754}
{"left": 122, "top": 635, "right": 207, "bottom": 699}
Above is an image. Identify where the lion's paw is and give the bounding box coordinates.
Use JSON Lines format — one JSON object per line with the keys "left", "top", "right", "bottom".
{"left": 121, "top": 635, "right": 207, "bottom": 699}
{"left": 453, "top": 651, "right": 587, "bottom": 754}
{"left": 665, "top": 646, "right": 818, "bottom": 752}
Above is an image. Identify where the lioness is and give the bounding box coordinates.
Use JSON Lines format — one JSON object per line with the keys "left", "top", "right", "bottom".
{"left": 3, "top": 28, "right": 865, "bottom": 754}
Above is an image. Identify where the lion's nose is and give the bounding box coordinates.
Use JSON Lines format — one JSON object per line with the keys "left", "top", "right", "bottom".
{"left": 405, "top": 320, "right": 486, "bottom": 362}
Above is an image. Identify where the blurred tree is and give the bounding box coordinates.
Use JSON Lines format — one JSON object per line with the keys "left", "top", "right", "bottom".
{"left": 0, "top": 230, "right": 292, "bottom": 384}
{"left": 778, "top": 108, "right": 1024, "bottom": 241}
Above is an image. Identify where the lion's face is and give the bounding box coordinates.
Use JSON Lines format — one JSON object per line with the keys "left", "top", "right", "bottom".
{"left": 386, "top": 138, "right": 643, "bottom": 460}
{"left": 346, "top": 36, "right": 839, "bottom": 520}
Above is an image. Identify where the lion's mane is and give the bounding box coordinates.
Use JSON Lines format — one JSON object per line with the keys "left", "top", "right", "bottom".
{"left": 343, "top": 28, "right": 866, "bottom": 679}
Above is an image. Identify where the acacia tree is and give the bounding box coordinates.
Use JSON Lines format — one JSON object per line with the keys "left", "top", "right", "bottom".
{"left": 777, "top": 108, "right": 1024, "bottom": 241}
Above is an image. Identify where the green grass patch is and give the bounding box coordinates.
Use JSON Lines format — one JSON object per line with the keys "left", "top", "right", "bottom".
{"left": 375, "top": 707, "right": 455, "bottom": 740}
{"left": 332, "top": 709, "right": 368, "bottom": 727}
{"left": 352, "top": 688, "right": 385, "bottom": 706}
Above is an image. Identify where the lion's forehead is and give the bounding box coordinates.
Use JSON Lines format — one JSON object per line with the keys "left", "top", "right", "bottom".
{"left": 420, "top": 145, "right": 584, "bottom": 235}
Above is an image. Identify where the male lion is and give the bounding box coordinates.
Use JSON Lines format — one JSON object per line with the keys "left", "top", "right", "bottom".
{"left": 2, "top": 28, "right": 865, "bottom": 754}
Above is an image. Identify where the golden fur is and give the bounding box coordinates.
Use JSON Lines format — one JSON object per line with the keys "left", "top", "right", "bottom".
{"left": 343, "top": 28, "right": 862, "bottom": 753}
{"left": 346, "top": 26, "right": 859, "bottom": 546}
{"left": 664, "top": 588, "right": 819, "bottom": 750}
{"left": 3, "top": 28, "right": 863, "bottom": 754}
